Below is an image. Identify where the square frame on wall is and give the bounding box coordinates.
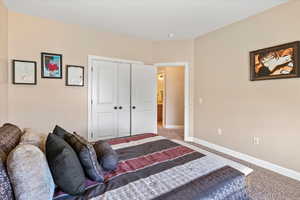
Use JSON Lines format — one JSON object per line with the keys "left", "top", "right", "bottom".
{"left": 41, "top": 52, "right": 63, "bottom": 79}
{"left": 250, "top": 41, "right": 300, "bottom": 81}
{"left": 12, "top": 60, "right": 37, "bottom": 85}
{"left": 66, "top": 65, "right": 84, "bottom": 87}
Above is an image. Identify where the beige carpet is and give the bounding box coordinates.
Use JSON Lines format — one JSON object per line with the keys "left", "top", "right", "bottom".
{"left": 158, "top": 126, "right": 300, "bottom": 200}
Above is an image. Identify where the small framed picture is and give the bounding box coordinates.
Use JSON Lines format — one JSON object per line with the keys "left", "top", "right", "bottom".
{"left": 12, "top": 60, "right": 37, "bottom": 85}
{"left": 250, "top": 41, "right": 300, "bottom": 81}
{"left": 66, "top": 65, "right": 84, "bottom": 86}
{"left": 41, "top": 52, "right": 63, "bottom": 79}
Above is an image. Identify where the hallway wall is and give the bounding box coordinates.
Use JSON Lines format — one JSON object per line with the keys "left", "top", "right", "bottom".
{"left": 164, "top": 67, "right": 185, "bottom": 127}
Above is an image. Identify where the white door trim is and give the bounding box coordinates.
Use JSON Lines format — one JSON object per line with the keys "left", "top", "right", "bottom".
{"left": 154, "top": 62, "right": 190, "bottom": 141}
{"left": 88, "top": 55, "right": 144, "bottom": 142}
{"left": 88, "top": 55, "right": 144, "bottom": 65}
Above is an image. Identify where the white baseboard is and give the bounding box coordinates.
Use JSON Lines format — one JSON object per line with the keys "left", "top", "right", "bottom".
{"left": 187, "top": 137, "right": 300, "bottom": 182}
{"left": 185, "top": 136, "right": 194, "bottom": 142}
{"left": 165, "top": 125, "right": 184, "bottom": 129}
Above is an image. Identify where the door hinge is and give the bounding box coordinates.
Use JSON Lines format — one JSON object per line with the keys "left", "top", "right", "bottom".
{"left": 91, "top": 99, "right": 93, "bottom": 105}
{"left": 91, "top": 67, "right": 94, "bottom": 72}
{"left": 91, "top": 132, "right": 94, "bottom": 138}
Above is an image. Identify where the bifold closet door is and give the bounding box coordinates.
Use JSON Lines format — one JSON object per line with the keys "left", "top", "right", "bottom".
{"left": 91, "top": 60, "right": 118, "bottom": 139}
{"left": 117, "top": 63, "right": 131, "bottom": 137}
{"left": 131, "top": 64, "right": 157, "bottom": 135}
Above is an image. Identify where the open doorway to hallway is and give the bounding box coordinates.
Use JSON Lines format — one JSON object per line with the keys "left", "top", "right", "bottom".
{"left": 156, "top": 66, "right": 185, "bottom": 140}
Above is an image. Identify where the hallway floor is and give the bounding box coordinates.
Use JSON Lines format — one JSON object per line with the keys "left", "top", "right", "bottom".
{"left": 157, "top": 125, "right": 300, "bottom": 200}
{"left": 157, "top": 124, "right": 184, "bottom": 141}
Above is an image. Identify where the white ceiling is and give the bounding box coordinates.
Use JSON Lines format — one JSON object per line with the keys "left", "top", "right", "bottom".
{"left": 4, "top": 0, "right": 288, "bottom": 40}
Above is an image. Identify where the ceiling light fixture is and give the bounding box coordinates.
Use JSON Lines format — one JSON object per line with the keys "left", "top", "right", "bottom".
{"left": 158, "top": 74, "right": 164, "bottom": 80}
{"left": 168, "top": 33, "right": 175, "bottom": 38}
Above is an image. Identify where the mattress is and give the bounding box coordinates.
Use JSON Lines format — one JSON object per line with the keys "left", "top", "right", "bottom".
{"left": 53, "top": 134, "right": 252, "bottom": 200}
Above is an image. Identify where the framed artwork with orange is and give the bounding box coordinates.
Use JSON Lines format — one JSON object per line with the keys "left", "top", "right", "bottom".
{"left": 250, "top": 41, "right": 300, "bottom": 81}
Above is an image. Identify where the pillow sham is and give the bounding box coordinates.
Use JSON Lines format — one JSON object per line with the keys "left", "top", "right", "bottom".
{"left": 7, "top": 144, "right": 54, "bottom": 200}
{"left": 20, "top": 128, "right": 47, "bottom": 152}
{"left": 0, "top": 123, "right": 23, "bottom": 154}
{"left": 0, "top": 149, "right": 14, "bottom": 200}
{"left": 46, "top": 133, "right": 85, "bottom": 195}
{"left": 53, "top": 126, "right": 104, "bottom": 182}
{"left": 93, "top": 141, "right": 119, "bottom": 171}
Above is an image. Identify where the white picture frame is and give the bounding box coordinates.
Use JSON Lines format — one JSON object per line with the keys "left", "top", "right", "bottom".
{"left": 13, "top": 60, "right": 37, "bottom": 85}
{"left": 66, "top": 65, "right": 84, "bottom": 86}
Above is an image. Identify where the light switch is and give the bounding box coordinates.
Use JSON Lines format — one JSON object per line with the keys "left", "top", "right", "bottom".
{"left": 217, "top": 128, "right": 222, "bottom": 135}
{"left": 253, "top": 137, "right": 260, "bottom": 145}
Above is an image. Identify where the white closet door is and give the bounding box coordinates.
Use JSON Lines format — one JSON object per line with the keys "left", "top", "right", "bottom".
{"left": 92, "top": 60, "right": 118, "bottom": 139}
{"left": 117, "top": 63, "right": 131, "bottom": 137}
{"left": 131, "top": 64, "right": 157, "bottom": 135}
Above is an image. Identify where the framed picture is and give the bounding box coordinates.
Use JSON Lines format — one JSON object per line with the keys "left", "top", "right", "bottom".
{"left": 12, "top": 60, "right": 37, "bottom": 85}
{"left": 66, "top": 65, "right": 84, "bottom": 86}
{"left": 250, "top": 41, "right": 300, "bottom": 81}
{"left": 41, "top": 52, "right": 63, "bottom": 79}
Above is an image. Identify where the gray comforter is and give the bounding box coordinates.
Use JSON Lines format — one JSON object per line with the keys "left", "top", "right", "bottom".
{"left": 53, "top": 134, "right": 250, "bottom": 200}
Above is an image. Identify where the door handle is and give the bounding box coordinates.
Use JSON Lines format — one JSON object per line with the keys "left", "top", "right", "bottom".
{"left": 114, "top": 106, "right": 118, "bottom": 110}
{"left": 119, "top": 106, "right": 123, "bottom": 110}
{"left": 132, "top": 106, "right": 136, "bottom": 109}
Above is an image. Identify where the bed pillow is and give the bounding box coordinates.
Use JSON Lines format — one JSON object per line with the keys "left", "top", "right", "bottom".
{"left": 0, "top": 123, "right": 23, "bottom": 154}
{"left": 46, "top": 133, "right": 85, "bottom": 195}
{"left": 53, "top": 126, "right": 104, "bottom": 182}
{"left": 52, "top": 125, "right": 68, "bottom": 138}
{"left": 93, "top": 141, "right": 119, "bottom": 171}
{"left": 0, "top": 149, "right": 14, "bottom": 200}
{"left": 20, "top": 129, "right": 47, "bottom": 152}
{"left": 7, "top": 144, "right": 54, "bottom": 200}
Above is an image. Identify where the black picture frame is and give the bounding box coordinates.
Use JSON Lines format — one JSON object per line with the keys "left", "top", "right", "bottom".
{"left": 250, "top": 41, "right": 300, "bottom": 81}
{"left": 41, "top": 52, "right": 63, "bottom": 79}
{"left": 66, "top": 65, "right": 84, "bottom": 87}
{"left": 12, "top": 60, "right": 37, "bottom": 85}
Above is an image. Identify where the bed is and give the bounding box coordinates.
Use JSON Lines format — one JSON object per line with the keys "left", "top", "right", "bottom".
{"left": 53, "top": 134, "right": 253, "bottom": 200}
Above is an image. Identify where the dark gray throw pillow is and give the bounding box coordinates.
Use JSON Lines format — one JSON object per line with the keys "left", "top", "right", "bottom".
{"left": 93, "top": 141, "right": 119, "bottom": 171}
{"left": 53, "top": 126, "right": 104, "bottom": 182}
{"left": 52, "top": 125, "right": 67, "bottom": 138}
{"left": 46, "top": 133, "right": 85, "bottom": 195}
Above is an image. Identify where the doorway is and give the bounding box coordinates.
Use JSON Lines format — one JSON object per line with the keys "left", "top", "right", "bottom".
{"left": 156, "top": 65, "right": 185, "bottom": 140}
{"left": 155, "top": 62, "right": 190, "bottom": 141}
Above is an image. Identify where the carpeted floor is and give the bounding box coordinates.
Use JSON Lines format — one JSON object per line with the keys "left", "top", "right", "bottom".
{"left": 157, "top": 126, "right": 300, "bottom": 200}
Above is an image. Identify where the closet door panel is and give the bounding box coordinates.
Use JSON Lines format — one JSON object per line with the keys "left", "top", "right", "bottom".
{"left": 117, "top": 63, "right": 131, "bottom": 137}
{"left": 131, "top": 110, "right": 156, "bottom": 134}
{"left": 131, "top": 64, "right": 157, "bottom": 135}
{"left": 92, "top": 60, "right": 118, "bottom": 139}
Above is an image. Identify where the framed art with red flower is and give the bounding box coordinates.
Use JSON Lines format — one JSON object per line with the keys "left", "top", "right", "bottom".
{"left": 41, "top": 52, "right": 63, "bottom": 79}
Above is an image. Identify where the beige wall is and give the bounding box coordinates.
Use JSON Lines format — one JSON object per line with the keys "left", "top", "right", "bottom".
{"left": 194, "top": 1, "right": 300, "bottom": 172}
{"left": 152, "top": 40, "right": 194, "bottom": 135}
{"left": 164, "top": 67, "right": 184, "bottom": 126}
{"left": 6, "top": 11, "right": 197, "bottom": 139}
{"left": 7, "top": 11, "right": 153, "bottom": 137}
{"left": 152, "top": 40, "right": 194, "bottom": 64}
{"left": 0, "top": 0, "right": 8, "bottom": 125}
